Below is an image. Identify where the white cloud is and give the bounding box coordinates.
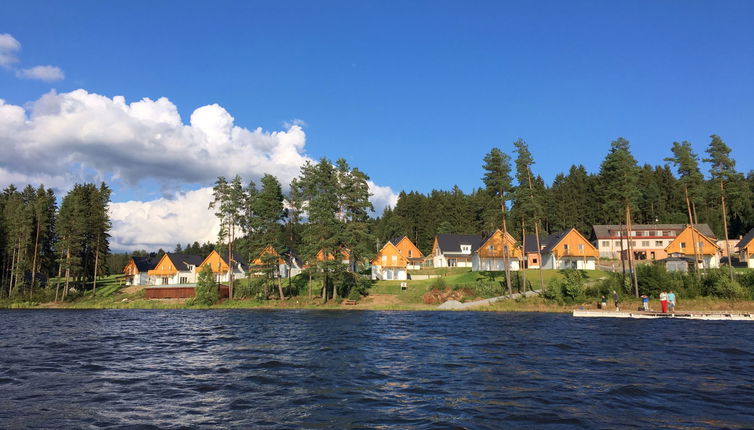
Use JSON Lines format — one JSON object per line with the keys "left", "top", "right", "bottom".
{"left": 368, "top": 180, "right": 399, "bottom": 214}
{"left": 109, "top": 188, "right": 220, "bottom": 252}
{"left": 16, "top": 65, "right": 65, "bottom": 82}
{"left": 0, "top": 89, "right": 400, "bottom": 251}
{"left": 0, "top": 33, "right": 64, "bottom": 80}
{"left": 0, "top": 33, "right": 20, "bottom": 68}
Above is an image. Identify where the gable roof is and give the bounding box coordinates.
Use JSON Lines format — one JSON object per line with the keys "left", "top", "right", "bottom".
{"left": 166, "top": 253, "right": 204, "bottom": 271}
{"left": 737, "top": 228, "right": 754, "bottom": 251}
{"left": 539, "top": 229, "right": 597, "bottom": 253}
{"left": 434, "top": 234, "right": 483, "bottom": 254}
{"left": 389, "top": 236, "right": 405, "bottom": 246}
{"left": 132, "top": 256, "right": 159, "bottom": 273}
{"left": 523, "top": 234, "right": 541, "bottom": 253}
{"left": 593, "top": 223, "right": 716, "bottom": 239}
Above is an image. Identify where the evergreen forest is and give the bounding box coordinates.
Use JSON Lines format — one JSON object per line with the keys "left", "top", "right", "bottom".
{"left": 1, "top": 135, "right": 754, "bottom": 302}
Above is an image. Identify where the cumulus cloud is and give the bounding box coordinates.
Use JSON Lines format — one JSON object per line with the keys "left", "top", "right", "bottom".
{"left": 0, "top": 33, "right": 65, "bottom": 81}
{"left": 0, "top": 89, "right": 399, "bottom": 251}
{"left": 16, "top": 65, "right": 64, "bottom": 82}
{"left": 0, "top": 89, "right": 311, "bottom": 188}
{"left": 0, "top": 33, "right": 20, "bottom": 67}
{"left": 109, "top": 188, "right": 220, "bottom": 252}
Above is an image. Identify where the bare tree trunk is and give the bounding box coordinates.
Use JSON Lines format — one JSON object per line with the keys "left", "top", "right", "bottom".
{"left": 534, "top": 221, "right": 545, "bottom": 291}
{"left": 521, "top": 219, "right": 527, "bottom": 292}
{"left": 308, "top": 271, "right": 312, "bottom": 300}
{"left": 500, "top": 196, "right": 512, "bottom": 297}
{"left": 525, "top": 169, "right": 546, "bottom": 292}
{"left": 54, "top": 260, "right": 63, "bottom": 302}
{"left": 685, "top": 187, "right": 701, "bottom": 277}
{"left": 619, "top": 224, "right": 626, "bottom": 285}
{"left": 8, "top": 245, "right": 17, "bottom": 298}
{"left": 626, "top": 205, "right": 639, "bottom": 298}
{"left": 63, "top": 246, "right": 71, "bottom": 300}
{"left": 277, "top": 266, "right": 285, "bottom": 300}
{"left": 93, "top": 234, "right": 100, "bottom": 295}
{"left": 31, "top": 219, "right": 41, "bottom": 299}
{"left": 720, "top": 180, "right": 733, "bottom": 280}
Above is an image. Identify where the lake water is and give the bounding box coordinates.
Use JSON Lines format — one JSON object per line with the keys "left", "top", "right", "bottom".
{"left": 1, "top": 310, "right": 752, "bottom": 429}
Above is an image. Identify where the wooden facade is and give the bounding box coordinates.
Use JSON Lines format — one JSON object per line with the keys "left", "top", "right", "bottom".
{"left": 665, "top": 225, "right": 721, "bottom": 268}
{"left": 371, "top": 241, "right": 409, "bottom": 280}
{"left": 472, "top": 230, "right": 522, "bottom": 271}
{"left": 541, "top": 228, "right": 599, "bottom": 270}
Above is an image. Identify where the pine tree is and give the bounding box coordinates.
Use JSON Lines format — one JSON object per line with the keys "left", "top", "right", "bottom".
{"left": 481, "top": 147, "right": 514, "bottom": 296}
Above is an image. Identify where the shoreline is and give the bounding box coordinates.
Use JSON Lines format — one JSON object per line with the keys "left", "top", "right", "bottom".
{"left": 5, "top": 296, "right": 754, "bottom": 313}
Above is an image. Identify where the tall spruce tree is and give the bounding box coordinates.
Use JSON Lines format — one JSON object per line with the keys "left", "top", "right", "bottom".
{"left": 598, "top": 138, "right": 640, "bottom": 296}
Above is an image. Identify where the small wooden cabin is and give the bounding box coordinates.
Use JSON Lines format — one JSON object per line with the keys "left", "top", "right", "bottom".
{"left": 371, "top": 241, "right": 409, "bottom": 280}
{"left": 147, "top": 253, "right": 203, "bottom": 285}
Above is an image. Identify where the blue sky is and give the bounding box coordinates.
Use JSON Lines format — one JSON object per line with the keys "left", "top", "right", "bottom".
{"left": 1, "top": 1, "right": 753, "bottom": 250}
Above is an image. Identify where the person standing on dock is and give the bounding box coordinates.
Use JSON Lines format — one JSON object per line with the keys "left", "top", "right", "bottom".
{"left": 660, "top": 290, "right": 668, "bottom": 313}
{"left": 601, "top": 295, "right": 607, "bottom": 309}
{"left": 641, "top": 294, "right": 649, "bottom": 311}
{"left": 668, "top": 290, "right": 676, "bottom": 313}
{"left": 613, "top": 290, "right": 620, "bottom": 311}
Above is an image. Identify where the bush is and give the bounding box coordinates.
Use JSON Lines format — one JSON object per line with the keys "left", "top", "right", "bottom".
{"left": 429, "top": 277, "right": 447, "bottom": 290}
{"left": 636, "top": 264, "right": 671, "bottom": 297}
{"left": 710, "top": 276, "right": 748, "bottom": 299}
{"left": 234, "top": 278, "right": 266, "bottom": 299}
{"left": 194, "top": 265, "right": 219, "bottom": 305}
{"left": 543, "top": 269, "right": 588, "bottom": 304}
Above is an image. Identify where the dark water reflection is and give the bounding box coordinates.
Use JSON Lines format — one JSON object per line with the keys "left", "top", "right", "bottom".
{"left": 1, "top": 310, "right": 753, "bottom": 428}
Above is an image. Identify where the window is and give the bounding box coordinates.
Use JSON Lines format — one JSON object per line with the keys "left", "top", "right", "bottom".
{"left": 615, "top": 241, "right": 621, "bottom": 246}
{"left": 655, "top": 231, "right": 661, "bottom": 236}
{"left": 448, "top": 258, "right": 457, "bottom": 267}
{"left": 563, "top": 244, "right": 569, "bottom": 251}
{"left": 161, "top": 276, "right": 168, "bottom": 285}
{"left": 382, "top": 255, "right": 387, "bottom": 264}
{"left": 680, "top": 242, "right": 687, "bottom": 249}
{"left": 460, "top": 245, "right": 471, "bottom": 254}
{"left": 578, "top": 244, "right": 584, "bottom": 250}
{"left": 655, "top": 241, "right": 663, "bottom": 247}
{"left": 392, "top": 255, "right": 398, "bottom": 263}
{"left": 179, "top": 276, "right": 187, "bottom": 284}
{"left": 408, "top": 250, "right": 413, "bottom": 258}
{"left": 489, "top": 245, "right": 494, "bottom": 252}
{"left": 630, "top": 241, "right": 636, "bottom": 247}
{"left": 532, "top": 258, "right": 538, "bottom": 264}
{"left": 698, "top": 242, "right": 704, "bottom": 249}
{"left": 602, "top": 241, "right": 610, "bottom": 247}
{"left": 641, "top": 241, "right": 649, "bottom": 247}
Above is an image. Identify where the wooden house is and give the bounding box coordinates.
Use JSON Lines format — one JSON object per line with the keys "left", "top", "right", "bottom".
{"left": 389, "top": 236, "right": 424, "bottom": 269}
{"left": 197, "top": 250, "right": 249, "bottom": 283}
{"left": 737, "top": 228, "right": 754, "bottom": 268}
{"left": 147, "top": 253, "right": 203, "bottom": 285}
{"left": 249, "top": 245, "right": 303, "bottom": 278}
{"left": 472, "top": 229, "right": 522, "bottom": 271}
{"left": 431, "top": 234, "right": 482, "bottom": 268}
{"left": 371, "top": 241, "right": 409, "bottom": 280}
{"left": 540, "top": 229, "right": 599, "bottom": 270}
{"left": 123, "top": 256, "right": 159, "bottom": 286}
{"left": 523, "top": 234, "right": 542, "bottom": 269}
{"left": 664, "top": 225, "right": 721, "bottom": 269}
{"left": 314, "top": 248, "right": 356, "bottom": 272}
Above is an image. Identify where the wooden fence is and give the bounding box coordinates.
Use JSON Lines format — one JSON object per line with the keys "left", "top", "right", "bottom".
{"left": 145, "top": 284, "right": 230, "bottom": 299}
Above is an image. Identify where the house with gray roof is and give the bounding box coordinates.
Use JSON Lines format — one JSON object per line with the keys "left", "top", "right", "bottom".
{"left": 430, "top": 234, "right": 483, "bottom": 268}
{"left": 737, "top": 228, "right": 754, "bottom": 268}
{"left": 123, "top": 255, "right": 160, "bottom": 285}
{"left": 592, "top": 223, "right": 715, "bottom": 260}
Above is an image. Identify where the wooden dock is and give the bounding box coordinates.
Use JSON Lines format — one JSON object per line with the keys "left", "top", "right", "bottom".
{"left": 573, "top": 309, "right": 754, "bottom": 321}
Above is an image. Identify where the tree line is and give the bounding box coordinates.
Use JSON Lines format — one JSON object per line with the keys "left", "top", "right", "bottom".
{"left": 376, "top": 135, "right": 754, "bottom": 256}
{"left": 0, "top": 183, "right": 111, "bottom": 301}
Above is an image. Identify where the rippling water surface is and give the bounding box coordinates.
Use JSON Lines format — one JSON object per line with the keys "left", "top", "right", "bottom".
{"left": 1, "top": 310, "right": 753, "bottom": 429}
